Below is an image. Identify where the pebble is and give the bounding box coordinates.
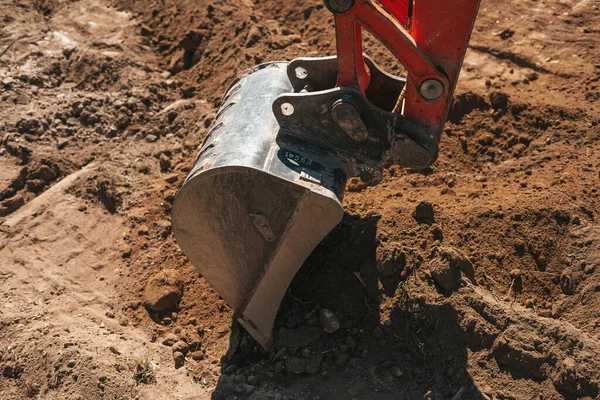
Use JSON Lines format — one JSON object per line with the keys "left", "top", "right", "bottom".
{"left": 414, "top": 201, "right": 435, "bottom": 222}
{"left": 274, "top": 361, "right": 284, "bottom": 374}
{"left": 390, "top": 365, "right": 404, "bottom": 378}
{"left": 172, "top": 340, "right": 189, "bottom": 354}
{"left": 161, "top": 333, "right": 179, "bottom": 346}
{"left": 173, "top": 351, "right": 185, "bottom": 369}
{"left": 301, "top": 347, "right": 311, "bottom": 358}
{"left": 247, "top": 375, "right": 258, "bottom": 386}
{"left": 143, "top": 269, "right": 184, "bottom": 312}
{"left": 319, "top": 309, "right": 340, "bottom": 334}
{"left": 304, "top": 354, "right": 323, "bottom": 374}
{"left": 336, "top": 353, "right": 349, "bottom": 367}
{"left": 223, "top": 365, "right": 238, "bottom": 375}
{"left": 233, "top": 374, "right": 246, "bottom": 383}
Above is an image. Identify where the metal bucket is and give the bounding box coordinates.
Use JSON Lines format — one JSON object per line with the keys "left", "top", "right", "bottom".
{"left": 172, "top": 63, "right": 345, "bottom": 349}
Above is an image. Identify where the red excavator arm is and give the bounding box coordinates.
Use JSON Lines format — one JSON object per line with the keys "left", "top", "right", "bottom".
{"left": 331, "top": 0, "right": 481, "bottom": 139}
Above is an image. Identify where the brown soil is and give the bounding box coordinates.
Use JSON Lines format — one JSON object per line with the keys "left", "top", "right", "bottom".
{"left": 1, "top": 0, "right": 599, "bottom": 399}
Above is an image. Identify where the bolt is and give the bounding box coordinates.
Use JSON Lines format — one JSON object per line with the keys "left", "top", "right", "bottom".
{"left": 331, "top": 99, "right": 368, "bottom": 141}
{"left": 326, "top": 0, "right": 354, "bottom": 13}
{"left": 418, "top": 79, "right": 444, "bottom": 101}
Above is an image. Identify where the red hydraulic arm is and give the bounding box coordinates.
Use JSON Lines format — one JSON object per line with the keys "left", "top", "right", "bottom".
{"left": 329, "top": 0, "right": 481, "bottom": 138}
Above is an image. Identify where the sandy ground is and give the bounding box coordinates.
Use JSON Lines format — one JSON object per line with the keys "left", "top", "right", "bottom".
{"left": 1, "top": 0, "right": 600, "bottom": 399}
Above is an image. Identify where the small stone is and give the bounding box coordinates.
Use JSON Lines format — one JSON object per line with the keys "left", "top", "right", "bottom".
{"left": 336, "top": 353, "right": 349, "bottom": 367}
{"left": 173, "top": 351, "right": 185, "bottom": 369}
{"left": 304, "top": 353, "right": 323, "bottom": 374}
{"left": 143, "top": 269, "right": 184, "bottom": 312}
{"left": 121, "top": 247, "right": 132, "bottom": 259}
{"left": 189, "top": 351, "right": 204, "bottom": 360}
{"left": 233, "top": 374, "right": 246, "bottom": 383}
{"left": 285, "top": 357, "right": 306, "bottom": 374}
{"left": 146, "top": 134, "right": 158, "bottom": 143}
{"left": 510, "top": 269, "right": 522, "bottom": 279}
{"left": 390, "top": 365, "right": 403, "bottom": 378}
{"left": 525, "top": 298, "right": 535, "bottom": 309}
{"left": 137, "top": 225, "right": 150, "bottom": 235}
{"left": 301, "top": 347, "right": 311, "bottom": 358}
{"left": 223, "top": 365, "right": 238, "bottom": 375}
{"left": 165, "top": 174, "right": 179, "bottom": 184}
{"left": 67, "top": 360, "right": 76, "bottom": 368}
{"left": 274, "top": 361, "right": 284, "bottom": 374}
{"left": 161, "top": 333, "right": 179, "bottom": 346}
{"left": 247, "top": 375, "right": 258, "bottom": 386}
{"left": 414, "top": 201, "right": 435, "bottom": 223}
{"left": 429, "top": 247, "right": 474, "bottom": 292}
{"left": 319, "top": 309, "right": 340, "bottom": 334}
{"left": 105, "top": 311, "right": 115, "bottom": 319}
{"left": 584, "top": 264, "right": 595, "bottom": 274}
{"left": 172, "top": 340, "right": 189, "bottom": 354}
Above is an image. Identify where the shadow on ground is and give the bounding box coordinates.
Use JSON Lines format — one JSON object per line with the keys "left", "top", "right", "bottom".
{"left": 213, "top": 213, "right": 484, "bottom": 399}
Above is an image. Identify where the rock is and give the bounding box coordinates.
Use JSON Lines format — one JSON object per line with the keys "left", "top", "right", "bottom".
{"left": 0, "top": 195, "right": 25, "bottom": 217}
{"left": 285, "top": 357, "right": 306, "bottom": 374}
{"left": 137, "top": 225, "right": 150, "bottom": 236}
{"left": 189, "top": 351, "right": 204, "bottom": 360}
{"left": 164, "top": 174, "right": 179, "bottom": 184}
{"left": 173, "top": 351, "right": 185, "bottom": 369}
{"left": 161, "top": 328, "right": 179, "bottom": 346}
{"left": 159, "top": 153, "right": 171, "bottom": 172}
{"left": 429, "top": 247, "right": 475, "bottom": 292}
{"left": 304, "top": 353, "right": 323, "bottom": 374}
{"left": 319, "top": 309, "right": 340, "bottom": 334}
{"left": 67, "top": 360, "right": 76, "bottom": 368}
{"left": 274, "top": 361, "right": 284, "bottom": 374}
{"left": 345, "top": 336, "right": 357, "bottom": 349}
{"left": 489, "top": 92, "right": 509, "bottom": 110}
{"left": 146, "top": 134, "right": 158, "bottom": 143}
{"left": 143, "top": 269, "right": 184, "bottom": 312}
{"left": 390, "top": 365, "right": 403, "bottom": 378}
{"left": 172, "top": 340, "right": 189, "bottom": 354}
{"left": 414, "top": 201, "right": 435, "bottom": 223}
{"left": 223, "top": 365, "right": 238, "bottom": 375}
{"left": 336, "top": 353, "right": 349, "bottom": 367}
{"left": 376, "top": 243, "right": 406, "bottom": 278}
{"left": 246, "top": 25, "right": 262, "bottom": 48}
{"left": 275, "top": 325, "right": 321, "bottom": 350}
{"left": 57, "top": 138, "right": 70, "bottom": 150}
{"left": 247, "top": 375, "right": 258, "bottom": 386}
{"left": 233, "top": 374, "right": 246, "bottom": 383}
{"left": 140, "top": 24, "right": 154, "bottom": 37}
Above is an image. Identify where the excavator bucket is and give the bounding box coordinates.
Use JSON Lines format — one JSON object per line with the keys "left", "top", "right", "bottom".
{"left": 172, "top": 63, "right": 345, "bottom": 349}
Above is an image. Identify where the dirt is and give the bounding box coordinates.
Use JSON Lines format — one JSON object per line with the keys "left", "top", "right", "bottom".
{"left": 1, "top": 0, "right": 599, "bottom": 399}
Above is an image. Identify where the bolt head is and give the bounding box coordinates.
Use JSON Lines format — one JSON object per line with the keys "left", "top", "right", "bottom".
{"left": 326, "top": 0, "right": 354, "bottom": 13}
{"left": 419, "top": 79, "right": 444, "bottom": 101}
